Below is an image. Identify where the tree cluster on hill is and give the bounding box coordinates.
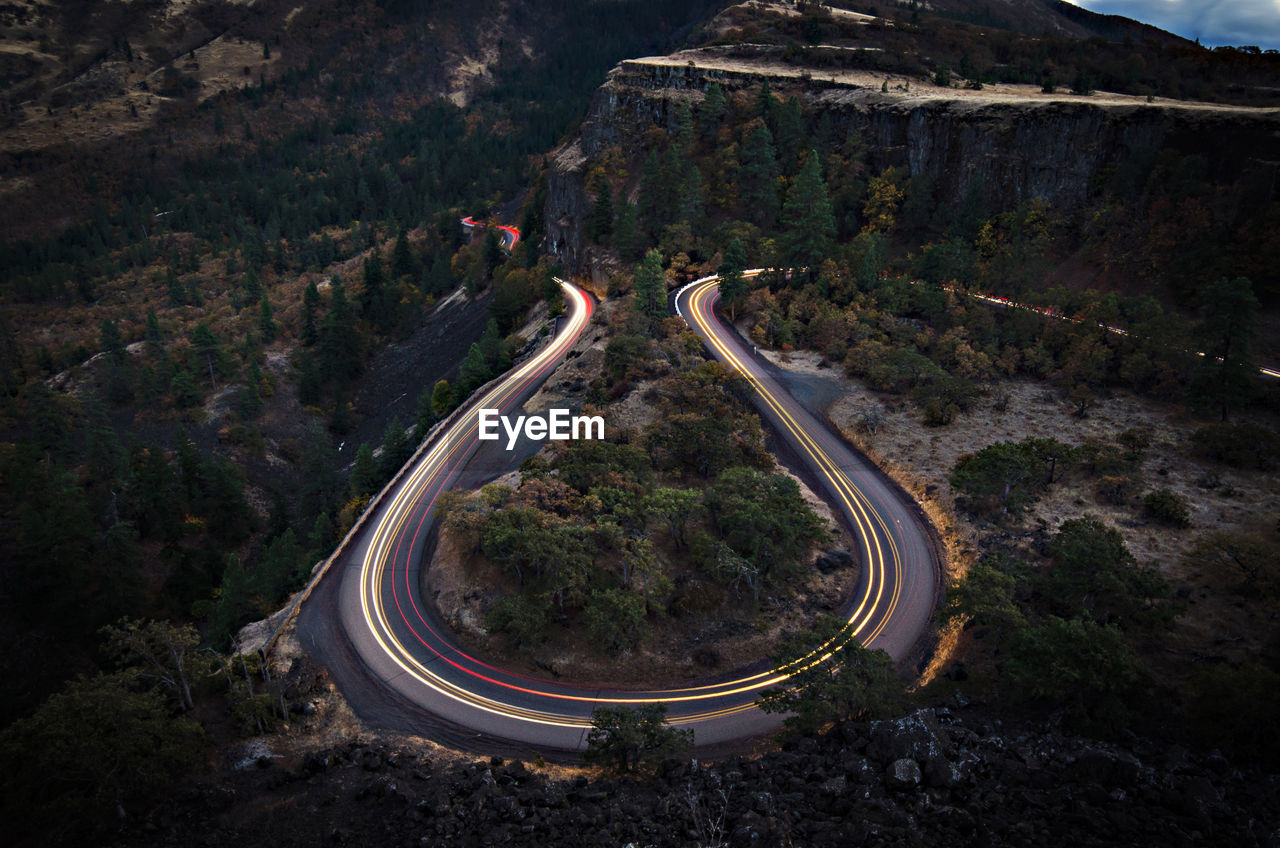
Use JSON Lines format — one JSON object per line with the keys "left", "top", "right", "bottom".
{"left": 443, "top": 361, "right": 826, "bottom": 657}
{"left": 585, "top": 71, "right": 1274, "bottom": 415}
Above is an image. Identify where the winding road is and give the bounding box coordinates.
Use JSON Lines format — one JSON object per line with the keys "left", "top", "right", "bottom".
{"left": 297, "top": 261, "right": 940, "bottom": 753}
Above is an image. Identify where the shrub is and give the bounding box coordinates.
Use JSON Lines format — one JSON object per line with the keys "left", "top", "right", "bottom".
{"left": 1096, "top": 475, "right": 1138, "bottom": 506}
{"left": 1142, "top": 489, "right": 1191, "bottom": 527}
{"left": 1191, "top": 422, "right": 1280, "bottom": 470}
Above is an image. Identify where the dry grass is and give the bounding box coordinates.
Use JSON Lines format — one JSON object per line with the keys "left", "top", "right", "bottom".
{"left": 632, "top": 49, "right": 1276, "bottom": 115}
{"left": 768, "top": 349, "right": 1280, "bottom": 681}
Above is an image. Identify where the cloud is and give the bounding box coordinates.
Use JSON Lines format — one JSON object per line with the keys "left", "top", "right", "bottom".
{"left": 1068, "top": 0, "right": 1280, "bottom": 49}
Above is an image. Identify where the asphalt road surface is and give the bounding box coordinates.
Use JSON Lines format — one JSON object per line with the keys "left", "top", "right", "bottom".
{"left": 298, "top": 272, "right": 940, "bottom": 754}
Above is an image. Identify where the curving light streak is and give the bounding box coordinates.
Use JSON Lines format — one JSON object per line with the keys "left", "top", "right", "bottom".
{"left": 932, "top": 279, "right": 1280, "bottom": 381}
{"left": 461, "top": 216, "right": 521, "bottom": 252}
{"left": 341, "top": 267, "right": 928, "bottom": 742}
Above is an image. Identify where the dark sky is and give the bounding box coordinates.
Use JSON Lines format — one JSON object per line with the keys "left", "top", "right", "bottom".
{"left": 1066, "top": 1, "right": 1280, "bottom": 49}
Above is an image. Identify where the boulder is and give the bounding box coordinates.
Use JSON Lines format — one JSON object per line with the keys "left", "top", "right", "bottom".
{"left": 866, "top": 709, "right": 952, "bottom": 764}
{"left": 885, "top": 758, "right": 923, "bottom": 791}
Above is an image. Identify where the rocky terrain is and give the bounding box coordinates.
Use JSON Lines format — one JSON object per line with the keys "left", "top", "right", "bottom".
{"left": 126, "top": 691, "right": 1279, "bottom": 847}
{"left": 546, "top": 45, "right": 1280, "bottom": 273}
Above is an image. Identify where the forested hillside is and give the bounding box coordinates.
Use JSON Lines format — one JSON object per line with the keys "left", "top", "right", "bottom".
{"left": 0, "top": 0, "right": 717, "bottom": 741}
{"left": 2, "top": 1, "right": 1279, "bottom": 844}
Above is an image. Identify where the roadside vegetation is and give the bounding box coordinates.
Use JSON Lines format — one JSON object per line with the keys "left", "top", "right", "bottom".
{"left": 568, "top": 59, "right": 1278, "bottom": 767}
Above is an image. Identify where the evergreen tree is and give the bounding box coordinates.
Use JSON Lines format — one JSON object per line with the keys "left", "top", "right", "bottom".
{"left": 672, "top": 101, "right": 695, "bottom": 155}
{"left": 237, "top": 360, "right": 264, "bottom": 419}
{"left": 1191, "top": 276, "right": 1260, "bottom": 421}
{"left": 482, "top": 229, "right": 505, "bottom": 274}
{"left": 612, "top": 197, "right": 642, "bottom": 261}
{"left": 431, "top": 379, "right": 454, "bottom": 417}
{"left": 350, "top": 444, "right": 379, "bottom": 499}
{"left": 637, "top": 150, "right": 663, "bottom": 238}
{"left": 754, "top": 79, "right": 776, "bottom": 125}
{"left": 779, "top": 151, "right": 836, "bottom": 273}
{"left": 319, "top": 282, "right": 361, "bottom": 384}
{"left": 719, "top": 237, "right": 748, "bottom": 321}
{"left": 306, "top": 511, "right": 335, "bottom": 563}
{"left": 414, "top": 387, "right": 436, "bottom": 442}
{"left": 582, "top": 703, "right": 692, "bottom": 774}
{"left": 478, "top": 318, "right": 506, "bottom": 371}
{"left": 458, "top": 342, "right": 490, "bottom": 393}
{"left": 677, "top": 161, "right": 704, "bottom": 228}
{"left": 740, "top": 125, "right": 781, "bottom": 227}
{"left": 757, "top": 615, "right": 902, "bottom": 733}
{"left": 631, "top": 249, "right": 667, "bottom": 333}
{"left": 188, "top": 322, "right": 226, "bottom": 390}
{"left": 588, "top": 180, "right": 614, "bottom": 244}
{"left": 699, "top": 82, "right": 727, "bottom": 139}
{"left": 167, "top": 269, "right": 185, "bottom": 307}
{"left": 144, "top": 309, "right": 163, "bottom": 348}
{"left": 301, "top": 280, "right": 319, "bottom": 346}
{"left": 242, "top": 268, "right": 261, "bottom": 305}
{"left": 361, "top": 250, "right": 387, "bottom": 329}
{"left": 392, "top": 229, "right": 416, "bottom": 279}
{"left": 772, "top": 96, "right": 805, "bottom": 175}
{"left": 258, "top": 296, "right": 277, "bottom": 343}
{"left": 378, "top": 416, "right": 412, "bottom": 479}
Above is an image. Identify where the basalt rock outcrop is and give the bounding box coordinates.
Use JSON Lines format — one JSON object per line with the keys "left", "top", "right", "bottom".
{"left": 547, "top": 50, "right": 1280, "bottom": 272}
{"left": 130, "top": 701, "right": 1278, "bottom": 848}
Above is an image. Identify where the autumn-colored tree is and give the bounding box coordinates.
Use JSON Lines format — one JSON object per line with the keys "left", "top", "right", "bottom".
{"left": 861, "top": 166, "right": 905, "bottom": 234}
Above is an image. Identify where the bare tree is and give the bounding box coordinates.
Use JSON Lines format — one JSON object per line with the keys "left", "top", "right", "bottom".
{"left": 684, "top": 776, "right": 732, "bottom": 848}
{"left": 101, "top": 618, "right": 203, "bottom": 711}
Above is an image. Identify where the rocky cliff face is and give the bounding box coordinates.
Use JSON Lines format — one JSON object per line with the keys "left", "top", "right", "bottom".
{"left": 547, "top": 52, "right": 1280, "bottom": 271}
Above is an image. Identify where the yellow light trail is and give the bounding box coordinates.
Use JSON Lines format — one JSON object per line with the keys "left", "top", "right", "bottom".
{"left": 347, "top": 273, "right": 918, "bottom": 733}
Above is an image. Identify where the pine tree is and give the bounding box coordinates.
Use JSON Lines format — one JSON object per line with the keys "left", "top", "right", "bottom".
{"left": 319, "top": 281, "right": 361, "bottom": 383}
{"left": 144, "top": 309, "right": 163, "bottom": 348}
{"left": 258, "top": 296, "right": 277, "bottom": 343}
{"left": 700, "top": 82, "right": 727, "bottom": 139}
{"left": 772, "top": 96, "right": 805, "bottom": 175}
{"left": 237, "top": 360, "right": 264, "bottom": 419}
{"left": 301, "top": 280, "right": 319, "bottom": 346}
{"left": 1191, "top": 276, "right": 1260, "bottom": 421}
{"left": 167, "top": 269, "right": 185, "bottom": 307}
{"left": 361, "top": 250, "right": 387, "bottom": 329}
{"left": 458, "top": 342, "right": 490, "bottom": 393}
{"left": 189, "top": 322, "right": 225, "bottom": 390}
{"left": 588, "top": 180, "right": 614, "bottom": 244}
{"left": 350, "top": 444, "right": 378, "bottom": 499}
{"left": 631, "top": 249, "right": 667, "bottom": 333}
{"left": 740, "top": 125, "right": 781, "bottom": 228}
{"left": 378, "top": 416, "right": 411, "bottom": 479}
{"left": 779, "top": 151, "right": 836, "bottom": 274}
{"left": 392, "top": 229, "right": 416, "bottom": 279}
{"left": 242, "top": 268, "right": 261, "bottom": 305}
{"left": 677, "top": 162, "right": 704, "bottom": 228}
{"left": 637, "top": 150, "right": 665, "bottom": 238}
{"left": 672, "top": 101, "right": 695, "bottom": 155}
{"left": 478, "top": 318, "right": 506, "bottom": 371}
{"left": 719, "top": 237, "right": 748, "bottom": 321}
{"left": 612, "top": 197, "right": 642, "bottom": 261}
{"left": 754, "top": 79, "right": 775, "bottom": 124}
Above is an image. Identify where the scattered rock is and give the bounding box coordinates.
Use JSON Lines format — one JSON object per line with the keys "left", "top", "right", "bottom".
{"left": 885, "top": 758, "right": 923, "bottom": 790}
